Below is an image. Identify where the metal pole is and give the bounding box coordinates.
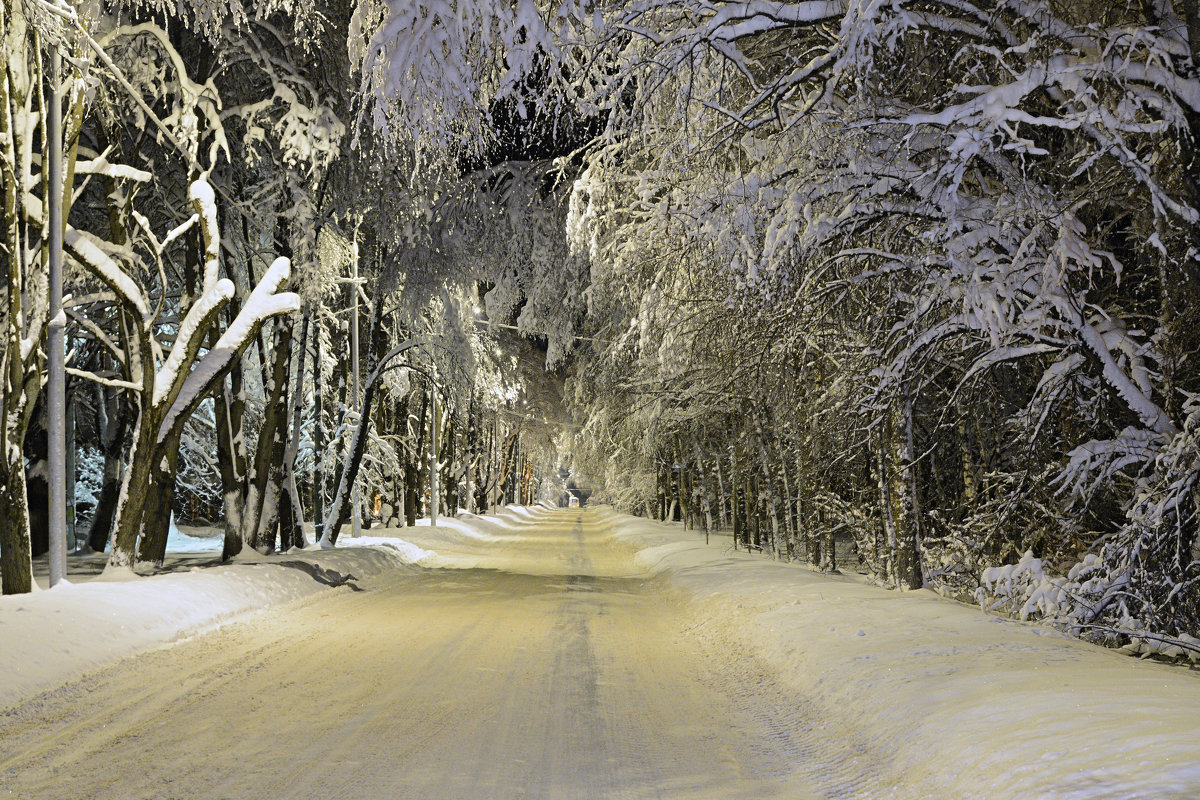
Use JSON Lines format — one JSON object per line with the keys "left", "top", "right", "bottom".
{"left": 47, "top": 50, "right": 67, "bottom": 587}
{"left": 430, "top": 373, "right": 439, "bottom": 527}
{"left": 350, "top": 227, "right": 361, "bottom": 539}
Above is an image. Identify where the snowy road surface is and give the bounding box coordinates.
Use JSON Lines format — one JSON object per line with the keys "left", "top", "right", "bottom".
{"left": 0, "top": 512, "right": 836, "bottom": 799}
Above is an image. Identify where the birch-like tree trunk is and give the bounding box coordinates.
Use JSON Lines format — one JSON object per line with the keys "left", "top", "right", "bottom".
{"left": 692, "top": 439, "right": 712, "bottom": 544}
{"left": 311, "top": 313, "right": 326, "bottom": 528}
{"left": 877, "top": 424, "right": 899, "bottom": 587}
{"left": 405, "top": 386, "right": 427, "bottom": 526}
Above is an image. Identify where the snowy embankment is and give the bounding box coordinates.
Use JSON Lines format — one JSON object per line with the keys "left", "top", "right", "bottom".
{"left": 593, "top": 508, "right": 1200, "bottom": 800}
{"left": 0, "top": 510, "right": 517, "bottom": 711}
{"left": 0, "top": 539, "right": 424, "bottom": 710}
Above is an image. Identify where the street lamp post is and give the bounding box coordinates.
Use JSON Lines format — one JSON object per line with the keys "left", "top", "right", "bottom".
{"left": 47, "top": 50, "right": 67, "bottom": 587}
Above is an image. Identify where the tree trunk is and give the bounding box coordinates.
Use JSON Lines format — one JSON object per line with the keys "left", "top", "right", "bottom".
{"left": 280, "top": 310, "right": 310, "bottom": 548}
{"left": 88, "top": 381, "right": 130, "bottom": 553}
{"left": 0, "top": 1, "right": 39, "bottom": 593}
{"left": 406, "top": 387, "right": 428, "bottom": 526}
{"left": 278, "top": 487, "right": 297, "bottom": 551}
{"left": 244, "top": 317, "right": 294, "bottom": 552}
{"left": 320, "top": 291, "right": 386, "bottom": 544}
{"left": 753, "top": 414, "right": 781, "bottom": 559}
{"left": 958, "top": 415, "right": 976, "bottom": 515}
{"left": 676, "top": 440, "right": 691, "bottom": 530}
{"left": 714, "top": 449, "right": 728, "bottom": 530}
{"left": 900, "top": 396, "right": 924, "bottom": 589}
{"left": 132, "top": 401, "right": 222, "bottom": 569}
{"left": 24, "top": 402, "right": 48, "bottom": 557}
{"left": 429, "top": 383, "right": 440, "bottom": 521}
{"left": 877, "top": 424, "right": 899, "bottom": 586}
{"left": 312, "top": 312, "right": 326, "bottom": 529}
{"left": 464, "top": 398, "right": 477, "bottom": 514}
{"left": 655, "top": 461, "right": 666, "bottom": 521}
{"left": 136, "top": 438, "right": 180, "bottom": 565}
{"left": 693, "top": 439, "right": 712, "bottom": 545}
{"left": 216, "top": 335, "right": 248, "bottom": 561}
{"left": 109, "top": 407, "right": 157, "bottom": 569}
{"left": 750, "top": 475, "right": 762, "bottom": 551}
{"left": 65, "top": 393, "right": 76, "bottom": 552}
{"left": 825, "top": 524, "right": 838, "bottom": 575}
{"left": 499, "top": 431, "right": 518, "bottom": 505}
{"left": 441, "top": 407, "right": 460, "bottom": 517}
{"left": 731, "top": 447, "right": 742, "bottom": 550}
{"left": 0, "top": 458, "right": 34, "bottom": 594}
{"left": 775, "top": 434, "right": 796, "bottom": 561}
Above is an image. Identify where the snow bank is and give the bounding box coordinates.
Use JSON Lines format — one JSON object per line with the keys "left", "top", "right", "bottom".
{"left": 0, "top": 543, "right": 425, "bottom": 710}
{"left": 1, "top": 507, "right": 509, "bottom": 710}
{"left": 598, "top": 509, "right": 1200, "bottom": 800}
{"left": 354, "top": 507, "right": 534, "bottom": 562}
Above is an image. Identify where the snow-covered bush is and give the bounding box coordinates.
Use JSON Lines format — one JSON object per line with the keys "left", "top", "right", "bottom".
{"left": 977, "top": 551, "right": 1199, "bottom": 662}
{"left": 976, "top": 552, "right": 1094, "bottom": 622}
{"left": 73, "top": 447, "right": 105, "bottom": 524}
{"left": 176, "top": 400, "right": 223, "bottom": 522}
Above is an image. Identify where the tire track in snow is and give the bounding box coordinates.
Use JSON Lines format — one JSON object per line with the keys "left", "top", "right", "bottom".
{"left": 0, "top": 510, "right": 869, "bottom": 799}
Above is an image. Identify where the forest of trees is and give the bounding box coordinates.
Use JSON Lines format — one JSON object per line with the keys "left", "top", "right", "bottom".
{"left": 2, "top": 0, "right": 1198, "bottom": 659}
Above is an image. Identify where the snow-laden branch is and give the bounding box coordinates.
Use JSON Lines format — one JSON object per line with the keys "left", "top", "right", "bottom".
{"left": 62, "top": 228, "right": 152, "bottom": 322}
{"left": 158, "top": 257, "right": 299, "bottom": 443}
{"left": 363, "top": 336, "right": 426, "bottom": 390}
{"left": 64, "top": 308, "right": 126, "bottom": 367}
{"left": 699, "top": 0, "right": 844, "bottom": 40}
{"left": 152, "top": 278, "right": 235, "bottom": 407}
{"left": 153, "top": 180, "right": 230, "bottom": 407}
{"left": 1055, "top": 298, "right": 1176, "bottom": 436}
{"left": 22, "top": 186, "right": 154, "bottom": 323}
{"left": 73, "top": 156, "right": 152, "bottom": 182}
{"left": 64, "top": 367, "right": 141, "bottom": 392}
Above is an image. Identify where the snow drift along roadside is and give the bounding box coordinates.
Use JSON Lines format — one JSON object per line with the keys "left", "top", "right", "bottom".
{"left": 596, "top": 508, "right": 1200, "bottom": 800}
{"left": 0, "top": 506, "right": 531, "bottom": 711}
{"left": 0, "top": 543, "right": 424, "bottom": 710}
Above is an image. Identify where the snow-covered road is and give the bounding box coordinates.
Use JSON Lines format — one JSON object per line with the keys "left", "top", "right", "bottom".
{"left": 0, "top": 512, "right": 839, "bottom": 799}
{"left": 6, "top": 506, "right": 1195, "bottom": 799}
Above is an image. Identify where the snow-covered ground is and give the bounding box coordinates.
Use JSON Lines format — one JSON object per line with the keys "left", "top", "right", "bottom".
{"left": 3, "top": 506, "right": 1198, "bottom": 799}
{"left": 395, "top": 507, "right": 1200, "bottom": 798}
{"left": 3, "top": 536, "right": 417, "bottom": 707}
{"left": 1, "top": 509, "right": 532, "bottom": 708}
{"left": 593, "top": 510, "right": 1200, "bottom": 800}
